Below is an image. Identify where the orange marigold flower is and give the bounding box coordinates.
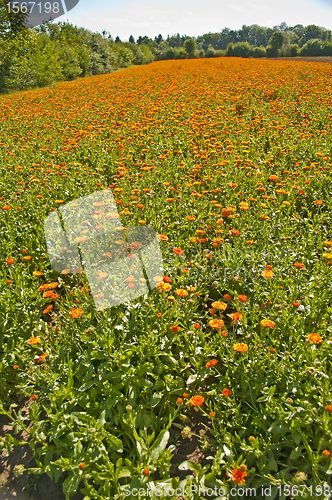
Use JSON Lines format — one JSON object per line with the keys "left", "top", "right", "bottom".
{"left": 206, "top": 359, "right": 218, "bottom": 368}
{"left": 170, "top": 325, "right": 180, "bottom": 332}
{"left": 190, "top": 395, "right": 205, "bottom": 407}
{"left": 223, "top": 389, "right": 232, "bottom": 397}
{"left": 269, "top": 175, "right": 279, "bottom": 182}
{"left": 232, "top": 467, "right": 247, "bottom": 484}
{"left": 230, "top": 312, "right": 243, "bottom": 322}
{"left": 294, "top": 262, "right": 304, "bottom": 268}
{"left": 323, "top": 450, "right": 331, "bottom": 456}
{"left": 314, "top": 200, "right": 323, "bottom": 205}
{"left": 158, "top": 234, "right": 168, "bottom": 241}
{"left": 209, "top": 318, "right": 225, "bottom": 329}
{"left": 13, "top": 365, "right": 18, "bottom": 369}
{"left": 183, "top": 392, "right": 188, "bottom": 397}
{"left": 187, "top": 216, "right": 196, "bottom": 221}
{"left": 193, "top": 323, "right": 200, "bottom": 329}
{"left": 27, "top": 337, "right": 41, "bottom": 345}
{"left": 143, "top": 468, "right": 149, "bottom": 476}
{"left": 209, "top": 411, "right": 215, "bottom": 418}
{"left": 173, "top": 247, "right": 184, "bottom": 256}
{"left": 43, "top": 290, "right": 54, "bottom": 298}
{"left": 293, "top": 302, "right": 300, "bottom": 307}
{"left": 230, "top": 229, "right": 240, "bottom": 236}
{"left": 79, "top": 463, "right": 86, "bottom": 470}
{"left": 175, "top": 289, "right": 188, "bottom": 297}
{"left": 323, "top": 253, "right": 332, "bottom": 259}
{"left": 31, "top": 394, "right": 38, "bottom": 400}
{"left": 326, "top": 405, "right": 332, "bottom": 412}
{"left": 238, "top": 295, "right": 248, "bottom": 302}
{"left": 260, "top": 319, "right": 276, "bottom": 328}
{"left": 6, "top": 258, "right": 14, "bottom": 265}
{"left": 221, "top": 330, "right": 227, "bottom": 337}
{"left": 261, "top": 270, "right": 274, "bottom": 278}
{"left": 69, "top": 308, "right": 83, "bottom": 318}
{"left": 177, "top": 397, "right": 183, "bottom": 404}
{"left": 224, "top": 294, "right": 231, "bottom": 300}
{"left": 211, "top": 301, "right": 227, "bottom": 310}
{"left": 33, "top": 271, "right": 43, "bottom": 276}
{"left": 308, "top": 333, "right": 322, "bottom": 344}
{"left": 163, "top": 275, "right": 172, "bottom": 283}
{"left": 266, "top": 265, "right": 273, "bottom": 269}
{"left": 156, "top": 312, "right": 162, "bottom": 318}
{"left": 233, "top": 343, "right": 248, "bottom": 352}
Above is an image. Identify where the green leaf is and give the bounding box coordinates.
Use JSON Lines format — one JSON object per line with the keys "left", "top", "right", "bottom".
{"left": 150, "top": 430, "right": 170, "bottom": 462}
{"left": 150, "top": 392, "right": 163, "bottom": 408}
{"left": 178, "top": 460, "right": 201, "bottom": 473}
{"left": 62, "top": 473, "right": 81, "bottom": 498}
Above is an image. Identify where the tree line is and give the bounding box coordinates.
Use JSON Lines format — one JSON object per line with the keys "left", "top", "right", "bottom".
{"left": 0, "top": 4, "right": 331, "bottom": 94}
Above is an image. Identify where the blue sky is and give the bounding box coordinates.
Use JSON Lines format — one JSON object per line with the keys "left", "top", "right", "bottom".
{"left": 61, "top": 0, "right": 332, "bottom": 40}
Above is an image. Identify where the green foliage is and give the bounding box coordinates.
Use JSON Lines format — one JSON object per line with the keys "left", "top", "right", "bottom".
{"left": 184, "top": 38, "right": 197, "bottom": 58}
{"left": 300, "top": 39, "right": 324, "bottom": 57}
{"left": 206, "top": 44, "right": 216, "bottom": 58}
{"left": 268, "top": 32, "right": 284, "bottom": 56}
{"left": 253, "top": 45, "right": 266, "bottom": 58}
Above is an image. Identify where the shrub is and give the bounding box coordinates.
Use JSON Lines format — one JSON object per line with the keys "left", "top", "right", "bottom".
{"left": 300, "top": 38, "right": 324, "bottom": 56}
{"left": 253, "top": 46, "right": 266, "bottom": 58}
{"left": 206, "top": 44, "right": 216, "bottom": 58}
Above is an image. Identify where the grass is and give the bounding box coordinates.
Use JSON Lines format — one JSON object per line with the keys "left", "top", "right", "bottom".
{"left": 0, "top": 56, "right": 332, "bottom": 500}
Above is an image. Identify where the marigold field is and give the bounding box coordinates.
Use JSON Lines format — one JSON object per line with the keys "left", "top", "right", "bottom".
{"left": 1, "top": 57, "right": 332, "bottom": 500}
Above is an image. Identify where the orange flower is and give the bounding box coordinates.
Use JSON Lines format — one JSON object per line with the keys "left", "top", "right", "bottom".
{"left": 190, "top": 395, "right": 205, "bottom": 407}
{"left": 230, "top": 312, "right": 243, "bottom": 322}
{"left": 158, "top": 234, "right": 168, "bottom": 241}
{"left": 33, "top": 271, "right": 43, "bottom": 276}
{"left": 183, "top": 392, "right": 188, "bottom": 397}
{"left": 233, "top": 343, "right": 248, "bottom": 352}
{"left": 230, "top": 229, "right": 240, "bottom": 236}
{"left": 173, "top": 247, "right": 184, "bottom": 256}
{"left": 163, "top": 275, "right": 172, "bottom": 283}
{"left": 177, "top": 397, "right": 183, "bottom": 404}
{"left": 223, "top": 388, "right": 232, "bottom": 397}
{"left": 2, "top": 205, "right": 10, "bottom": 210}
{"left": 79, "top": 463, "right": 86, "bottom": 470}
{"left": 143, "top": 468, "right": 149, "bottom": 476}
{"left": 193, "top": 323, "right": 200, "bottom": 329}
{"left": 156, "top": 312, "right": 162, "bottom": 317}
{"left": 187, "top": 216, "right": 196, "bottom": 221}
{"left": 6, "top": 258, "right": 14, "bottom": 265}
{"left": 269, "top": 175, "right": 279, "bottom": 182}
{"left": 294, "top": 262, "right": 304, "bottom": 268}
{"left": 261, "top": 270, "right": 274, "bottom": 278}
{"left": 209, "top": 411, "right": 215, "bottom": 418}
{"left": 43, "top": 290, "right": 54, "bottom": 298}
{"left": 175, "top": 289, "right": 188, "bottom": 297}
{"left": 206, "top": 359, "right": 218, "bottom": 368}
{"left": 308, "top": 333, "right": 322, "bottom": 344}
{"left": 224, "top": 294, "right": 231, "bottom": 300}
{"left": 69, "top": 308, "right": 83, "bottom": 318}
{"left": 293, "top": 302, "right": 300, "bottom": 307}
{"left": 170, "top": 325, "right": 180, "bottom": 332}
{"left": 231, "top": 467, "right": 247, "bottom": 484}
{"left": 260, "top": 319, "right": 276, "bottom": 328}
{"left": 326, "top": 405, "right": 332, "bottom": 412}
{"left": 323, "top": 450, "right": 331, "bottom": 456}
{"left": 238, "top": 295, "right": 247, "bottom": 302}
{"left": 27, "top": 337, "right": 41, "bottom": 345}
{"left": 209, "top": 318, "right": 225, "bottom": 329}
{"left": 31, "top": 394, "right": 38, "bottom": 401}
{"left": 13, "top": 365, "right": 18, "bottom": 370}
{"left": 211, "top": 301, "right": 227, "bottom": 310}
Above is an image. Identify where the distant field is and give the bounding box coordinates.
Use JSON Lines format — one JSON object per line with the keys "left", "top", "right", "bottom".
{"left": 1, "top": 57, "right": 332, "bottom": 500}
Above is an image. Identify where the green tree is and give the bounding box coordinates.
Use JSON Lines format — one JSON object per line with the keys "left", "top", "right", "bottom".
{"left": 184, "top": 38, "right": 196, "bottom": 58}
{"left": 267, "top": 31, "right": 284, "bottom": 56}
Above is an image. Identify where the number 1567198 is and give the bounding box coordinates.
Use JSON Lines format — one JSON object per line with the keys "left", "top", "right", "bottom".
{"left": 6, "top": 2, "right": 60, "bottom": 14}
